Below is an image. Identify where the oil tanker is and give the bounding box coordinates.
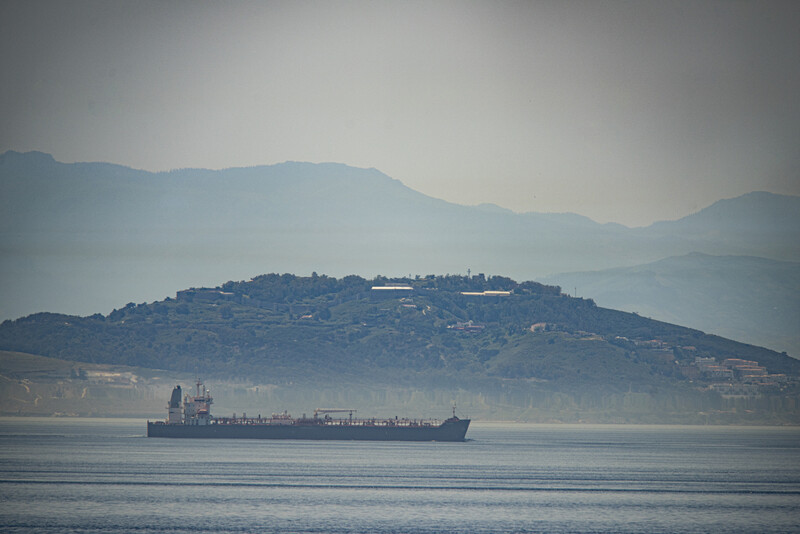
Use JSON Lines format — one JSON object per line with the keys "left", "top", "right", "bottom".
{"left": 147, "top": 381, "right": 470, "bottom": 442}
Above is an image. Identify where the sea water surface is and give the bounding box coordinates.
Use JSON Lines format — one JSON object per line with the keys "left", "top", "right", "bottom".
{"left": 0, "top": 418, "right": 799, "bottom": 533}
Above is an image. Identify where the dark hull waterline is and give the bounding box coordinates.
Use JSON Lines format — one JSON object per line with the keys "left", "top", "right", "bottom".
{"left": 147, "top": 419, "right": 470, "bottom": 442}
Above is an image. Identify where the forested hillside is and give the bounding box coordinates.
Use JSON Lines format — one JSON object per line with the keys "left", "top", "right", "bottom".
{"left": 1, "top": 273, "right": 797, "bottom": 381}
{"left": 2, "top": 273, "right": 798, "bottom": 422}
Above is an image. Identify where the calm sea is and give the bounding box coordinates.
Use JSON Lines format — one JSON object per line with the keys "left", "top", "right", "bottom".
{"left": 0, "top": 418, "right": 798, "bottom": 533}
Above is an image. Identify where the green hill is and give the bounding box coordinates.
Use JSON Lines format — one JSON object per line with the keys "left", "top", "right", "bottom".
{"left": 1, "top": 273, "right": 798, "bottom": 422}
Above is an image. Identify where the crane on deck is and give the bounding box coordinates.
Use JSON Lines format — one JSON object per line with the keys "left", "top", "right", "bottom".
{"left": 313, "top": 408, "right": 356, "bottom": 421}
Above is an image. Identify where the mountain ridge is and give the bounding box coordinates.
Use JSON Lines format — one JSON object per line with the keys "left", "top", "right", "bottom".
{"left": 542, "top": 252, "right": 800, "bottom": 357}
{"left": 1, "top": 150, "right": 798, "bottom": 364}
{"left": 4, "top": 150, "right": 796, "bottom": 228}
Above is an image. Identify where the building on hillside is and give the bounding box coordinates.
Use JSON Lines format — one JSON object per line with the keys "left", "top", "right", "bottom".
{"left": 370, "top": 286, "right": 414, "bottom": 299}
{"left": 634, "top": 339, "right": 669, "bottom": 349}
{"left": 694, "top": 358, "right": 735, "bottom": 380}
{"left": 177, "top": 289, "right": 236, "bottom": 302}
{"left": 448, "top": 320, "right": 485, "bottom": 332}
{"left": 720, "top": 358, "right": 768, "bottom": 381}
{"left": 460, "top": 290, "right": 511, "bottom": 297}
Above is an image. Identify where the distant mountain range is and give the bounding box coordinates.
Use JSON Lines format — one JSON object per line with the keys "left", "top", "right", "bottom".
{"left": 1, "top": 150, "right": 798, "bottom": 357}
{"left": 543, "top": 253, "right": 800, "bottom": 356}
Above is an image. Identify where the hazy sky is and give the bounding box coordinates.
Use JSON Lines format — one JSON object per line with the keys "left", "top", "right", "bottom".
{"left": 2, "top": 0, "right": 798, "bottom": 226}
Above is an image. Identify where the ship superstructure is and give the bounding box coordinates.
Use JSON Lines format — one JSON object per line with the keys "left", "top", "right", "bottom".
{"left": 181, "top": 380, "right": 214, "bottom": 425}
{"left": 147, "top": 382, "right": 470, "bottom": 441}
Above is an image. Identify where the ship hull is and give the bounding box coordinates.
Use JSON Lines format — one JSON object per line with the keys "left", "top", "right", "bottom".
{"left": 147, "top": 419, "right": 470, "bottom": 442}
